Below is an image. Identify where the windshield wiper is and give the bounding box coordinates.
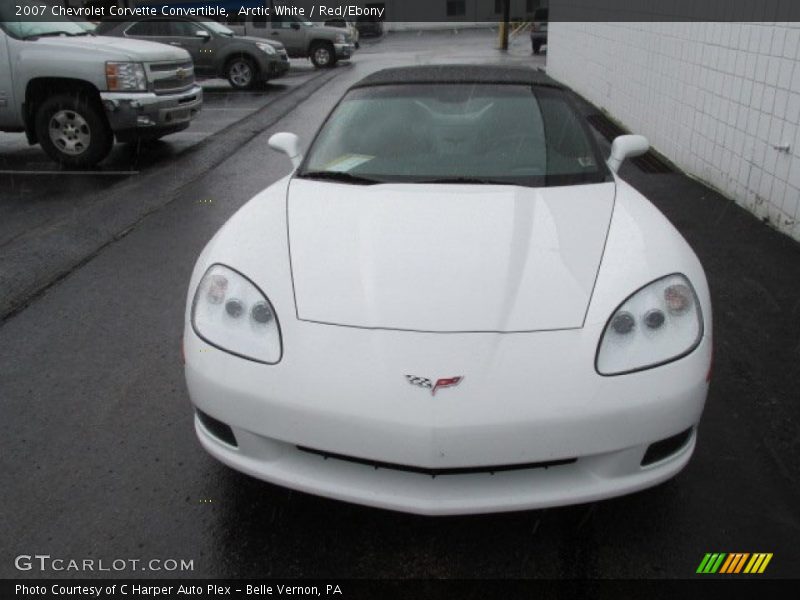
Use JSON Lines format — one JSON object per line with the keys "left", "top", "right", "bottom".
{"left": 419, "top": 176, "right": 513, "bottom": 185}
{"left": 298, "top": 171, "right": 383, "bottom": 185}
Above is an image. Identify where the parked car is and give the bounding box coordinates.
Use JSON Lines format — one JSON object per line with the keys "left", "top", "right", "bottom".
{"left": 0, "top": 3, "right": 202, "bottom": 167}
{"left": 183, "top": 65, "right": 712, "bottom": 516}
{"left": 323, "top": 18, "right": 359, "bottom": 49}
{"left": 96, "top": 16, "right": 289, "bottom": 90}
{"left": 530, "top": 7, "right": 548, "bottom": 54}
{"left": 226, "top": 14, "right": 355, "bottom": 68}
{"left": 355, "top": 14, "right": 383, "bottom": 38}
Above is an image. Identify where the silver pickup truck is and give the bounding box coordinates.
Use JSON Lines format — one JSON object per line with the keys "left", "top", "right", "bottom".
{"left": 0, "top": 7, "right": 202, "bottom": 167}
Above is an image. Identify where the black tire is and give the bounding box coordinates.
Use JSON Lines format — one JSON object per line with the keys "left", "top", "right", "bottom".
{"left": 310, "top": 42, "right": 336, "bottom": 68}
{"left": 533, "top": 41, "right": 542, "bottom": 55}
{"left": 34, "top": 92, "right": 112, "bottom": 168}
{"left": 226, "top": 56, "right": 259, "bottom": 90}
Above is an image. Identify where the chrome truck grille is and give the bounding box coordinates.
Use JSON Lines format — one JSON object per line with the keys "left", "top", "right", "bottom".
{"left": 147, "top": 61, "right": 196, "bottom": 95}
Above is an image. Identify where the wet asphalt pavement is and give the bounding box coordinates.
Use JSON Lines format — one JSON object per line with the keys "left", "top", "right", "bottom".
{"left": 1, "top": 30, "right": 799, "bottom": 580}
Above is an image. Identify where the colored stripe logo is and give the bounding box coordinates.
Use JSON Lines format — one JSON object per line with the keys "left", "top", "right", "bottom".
{"left": 696, "top": 553, "right": 773, "bottom": 574}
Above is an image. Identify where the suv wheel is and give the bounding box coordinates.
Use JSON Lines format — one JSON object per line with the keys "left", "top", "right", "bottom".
{"left": 35, "top": 93, "right": 112, "bottom": 168}
{"left": 310, "top": 42, "right": 335, "bottom": 68}
{"left": 226, "top": 57, "right": 258, "bottom": 90}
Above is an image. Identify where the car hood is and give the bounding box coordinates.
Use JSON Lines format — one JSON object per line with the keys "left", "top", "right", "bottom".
{"left": 27, "top": 35, "right": 190, "bottom": 62}
{"left": 287, "top": 179, "right": 616, "bottom": 333}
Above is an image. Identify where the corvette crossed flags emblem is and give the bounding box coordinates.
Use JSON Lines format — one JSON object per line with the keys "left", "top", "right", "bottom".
{"left": 405, "top": 375, "right": 463, "bottom": 396}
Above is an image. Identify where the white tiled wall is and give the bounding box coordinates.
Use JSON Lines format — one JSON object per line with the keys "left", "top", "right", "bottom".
{"left": 547, "top": 22, "right": 800, "bottom": 241}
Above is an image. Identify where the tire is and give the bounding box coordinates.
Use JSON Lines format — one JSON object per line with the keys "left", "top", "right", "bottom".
{"left": 35, "top": 92, "right": 112, "bottom": 168}
{"left": 310, "top": 42, "right": 336, "bottom": 68}
{"left": 226, "top": 56, "right": 259, "bottom": 90}
{"left": 533, "top": 41, "right": 542, "bottom": 55}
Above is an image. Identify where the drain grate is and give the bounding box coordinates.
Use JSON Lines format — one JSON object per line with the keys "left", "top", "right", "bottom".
{"left": 586, "top": 114, "right": 674, "bottom": 174}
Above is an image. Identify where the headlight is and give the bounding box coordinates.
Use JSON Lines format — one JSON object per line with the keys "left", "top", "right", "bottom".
{"left": 596, "top": 274, "right": 703, "bottom": 375}
{"left": 191, "top": 265, "right": 282, "bottom": 364}
{"left": 256, "top": 42, "right": 277, "bottom": 55}
{"left": 106, "top": 62, "right": 147, "bottom": 91}
{"left": 336, "top": 33, "right": 346, "bottom": 43}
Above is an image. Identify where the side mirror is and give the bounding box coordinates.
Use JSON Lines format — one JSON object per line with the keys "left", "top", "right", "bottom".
{"left": 290, "top": 22, "right": 301, "bottom": 30}
{"left": 268, "top": 132, "right": 302, "bottom": 168}
{"left": 195, "top": 29, "right": 211, "bottom": 40}
{"left": 607, "top": 134, "right": 649, "bottom": 173}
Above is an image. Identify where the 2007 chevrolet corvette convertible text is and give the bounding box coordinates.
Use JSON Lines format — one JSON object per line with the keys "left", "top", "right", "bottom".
{"left": 183, "top": 65, "right": 713, "bottom": 515}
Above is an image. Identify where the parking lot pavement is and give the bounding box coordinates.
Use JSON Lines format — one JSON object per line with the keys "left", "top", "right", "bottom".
{"left": 4, "top": 29, "right": 797, "bottom": 581}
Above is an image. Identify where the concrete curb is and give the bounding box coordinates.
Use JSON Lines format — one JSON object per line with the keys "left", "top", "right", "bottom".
{"left": 0, "top": 68, "right": 340, "bottom": 322}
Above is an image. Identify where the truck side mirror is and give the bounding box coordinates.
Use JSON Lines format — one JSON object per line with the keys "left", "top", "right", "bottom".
{"left": 607, "top": 135, "right": 649, "bottom": 172}
{"left": 195, "top": 30, "right": 211, "bottom": 41}
{"left": 268, "top": 132, "right": 303, "bottom": 168}
{"left": 290, "top": 22, "right": 301, "bottom": 30}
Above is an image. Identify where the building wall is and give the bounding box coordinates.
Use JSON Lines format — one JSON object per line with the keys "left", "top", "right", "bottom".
{"left": 547, "top": 22, "right": 800, "bottom": 242}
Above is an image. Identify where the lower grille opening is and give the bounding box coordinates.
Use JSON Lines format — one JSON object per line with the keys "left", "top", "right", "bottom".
{"left": 641, "top": 428, "right": 693, "bottom": 466}
{"left": 197, "top": 409, "right": 238, "bottom": 448}
{"left": 297, "top": 446, "right": 576, "bottom": 478}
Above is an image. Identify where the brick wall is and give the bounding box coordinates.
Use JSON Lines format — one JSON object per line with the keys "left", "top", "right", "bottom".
{"left": 547, "top": 22, "right": 800, "bottom": 242}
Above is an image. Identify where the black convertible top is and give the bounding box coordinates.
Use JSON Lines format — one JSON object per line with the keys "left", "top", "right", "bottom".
{"left": 351, "top": 65, "right": 563, "bottom": 89}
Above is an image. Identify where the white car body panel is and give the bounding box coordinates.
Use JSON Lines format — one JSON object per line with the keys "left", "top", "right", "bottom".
{"left": 183, "top": 173, "right": 712, "bottom": 515}
{"left": 288, "top": 180, "right": 615, "bottom": 332}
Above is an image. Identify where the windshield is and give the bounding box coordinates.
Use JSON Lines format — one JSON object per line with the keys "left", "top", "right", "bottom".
{"left": 1, "top": 1, "right": 89, "bottom": 39}
{"left": 201, "top": 20, "right": 234, "bottom": 37}
{"left": 299, "top": 84, "right": 609, "bottom": 187}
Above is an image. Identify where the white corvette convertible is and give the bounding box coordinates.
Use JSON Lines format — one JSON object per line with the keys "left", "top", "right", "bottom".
{"left": 184, "top": 66, "right": 712, "bottom": 515}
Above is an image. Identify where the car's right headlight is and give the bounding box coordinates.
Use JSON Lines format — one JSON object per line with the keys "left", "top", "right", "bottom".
{"left": 596, "top": 274, "right": 703, "bottom": 375}
{"left": 106, "top": 62, "right": 147, "bottom": 91}
{"left": 335, "top": 33, "right": 346, "bottom": 43}
{"left": 256, "top": 42, "right": 277, "bottom": 55}
{"left": 191, "top": 264, "right": 282, "bottom": 364}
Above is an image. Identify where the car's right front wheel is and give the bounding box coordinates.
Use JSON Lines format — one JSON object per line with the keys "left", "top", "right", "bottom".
{"left": 310, "top": 42, "right": 336, "bottom": 68}
{"left": 35, "top": 93, "right": 113, "bottom": 168}
{"left": 226, "top": 56, "right": 259, "bottom": 90}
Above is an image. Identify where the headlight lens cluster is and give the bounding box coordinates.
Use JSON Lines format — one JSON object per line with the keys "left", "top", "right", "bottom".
{"left": 597, "top": 274, "right": 702, "bottom": 375}
{"left": 336, "top": 33, "right": 346, "bottom": 43}
{"left": 256, "top": 42, "right": 277, "bottom": 55}
{"left": 191, "top": 265, "right": 282, "bottom": 364}
{"left": 106, "top": 62, "right": 147, "bottom": 91}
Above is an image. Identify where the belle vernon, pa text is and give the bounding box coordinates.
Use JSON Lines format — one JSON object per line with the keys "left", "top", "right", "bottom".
{"left": 15, "top": 584, "right": 344, "bottom": 597}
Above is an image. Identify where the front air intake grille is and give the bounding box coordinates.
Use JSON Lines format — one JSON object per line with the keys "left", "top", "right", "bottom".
{"left": 149, "top": 61, "right": 195, "bottom": 95}
{"left": 197, "top": 409, "right": 238, "bottom": 447}
{"left": 297, "top": 446, "right": 576, "bottom": 477}
{"left": 641, "top": 428, "right": 693, "bottom": 466}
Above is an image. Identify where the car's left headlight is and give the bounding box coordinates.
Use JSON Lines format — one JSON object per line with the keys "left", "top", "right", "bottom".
{"left": 191, "top": 264, "right": 282, "bottom": 364}
{"left": 596, "top": 274, "right": 703, "bottom": 375}
{"left": 336, "top": 33, "right": 346, "bottom": 43}
{"left": 256, "top": 42, "right": 277, "bottom": 55}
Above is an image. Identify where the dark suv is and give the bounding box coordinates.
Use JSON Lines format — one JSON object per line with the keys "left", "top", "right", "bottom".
{"left": 96, "top": 17, "right": 289, "bottom": 90}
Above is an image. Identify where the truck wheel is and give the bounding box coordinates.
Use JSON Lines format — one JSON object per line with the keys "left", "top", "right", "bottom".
{"left": 226, "top": 57, "right": 258, "bottom": 90}
{"left": 35, "top": 93, "right": 112, "bottom": 168}
{"left": 533, "top": 41, "right": 542, "bottom": 54}
{"left": 310, "top": 42, "right": 335, "bottom": 68}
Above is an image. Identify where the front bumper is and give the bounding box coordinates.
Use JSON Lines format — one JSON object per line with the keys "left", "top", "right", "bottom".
{"left": 334, "top": 43, "right": 355, "bottom": 59}
{"left": 184, "top": 321, "right": 711, "bottom": 515}
{"left": 100, "top": 85, "right": 202, "bottom": 141}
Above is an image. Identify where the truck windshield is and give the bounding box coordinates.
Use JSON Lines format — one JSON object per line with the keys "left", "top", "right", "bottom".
{"left": 299, "top": 83, "right": 609, "bottom": 188}
{"left": 1, "top": 1, "right": 90, "bottom": 39}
